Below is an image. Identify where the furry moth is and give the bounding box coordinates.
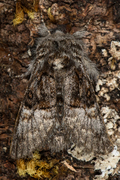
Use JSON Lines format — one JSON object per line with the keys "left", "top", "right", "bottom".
{"left": 10, "top": 22, "right": 113, "bottom": 159}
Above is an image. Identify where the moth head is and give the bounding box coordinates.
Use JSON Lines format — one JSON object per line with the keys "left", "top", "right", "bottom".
{"left": 38, "top": 23, "right": 50, "bottom": 37}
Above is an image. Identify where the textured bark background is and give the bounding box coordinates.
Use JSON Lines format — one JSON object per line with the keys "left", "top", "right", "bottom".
{"left": 0, "top": 0, "right": 120, "bottom": 179}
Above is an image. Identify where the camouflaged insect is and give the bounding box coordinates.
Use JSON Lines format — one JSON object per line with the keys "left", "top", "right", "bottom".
{"left": 10, "top": 22, "right": 113, "bottom": 159}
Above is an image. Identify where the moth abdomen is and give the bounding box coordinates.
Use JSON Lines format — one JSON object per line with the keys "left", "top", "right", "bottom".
{"left": 55, "top": 73, "right": 64, "bottom": 123}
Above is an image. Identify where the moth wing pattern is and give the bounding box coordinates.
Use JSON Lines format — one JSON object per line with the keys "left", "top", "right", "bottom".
{"left": 63, "top": 66, "right": 112, "bottom": 153}
{"left": 10, "top": 25, "right": 113, "bottom": 159}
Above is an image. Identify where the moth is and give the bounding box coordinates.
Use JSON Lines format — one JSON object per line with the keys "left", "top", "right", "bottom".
{"left": 10, "top": 22, "right": 113, "bottom": 159}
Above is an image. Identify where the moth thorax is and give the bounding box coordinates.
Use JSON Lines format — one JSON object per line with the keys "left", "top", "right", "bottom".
{"left": 53, "top": 58, "right": 64, "bottom": 70}
{"left": 52, "top": 55, "right": 70, "bottom": 70}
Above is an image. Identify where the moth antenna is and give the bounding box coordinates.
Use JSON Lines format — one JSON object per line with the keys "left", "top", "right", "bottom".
{"left": 39, "top": 0, "right": 46, "bottom": 24}
{"left": 39, "top": 5, "right": 44, "bottom": 24}
{"left": 38, "top": 1, "right": 50, "bottom": 36}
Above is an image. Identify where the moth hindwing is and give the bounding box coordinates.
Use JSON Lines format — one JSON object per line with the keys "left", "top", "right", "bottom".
{"left": 10, "top": 26, "right": 113, "bottom": 159}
